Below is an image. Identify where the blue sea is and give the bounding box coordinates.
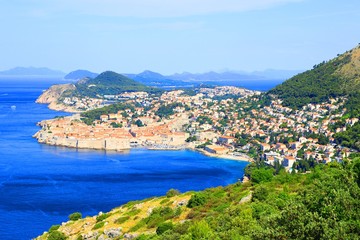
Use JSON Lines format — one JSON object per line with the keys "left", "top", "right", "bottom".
{"left": 0, "top": 78, "right": 251, "bottom": 240}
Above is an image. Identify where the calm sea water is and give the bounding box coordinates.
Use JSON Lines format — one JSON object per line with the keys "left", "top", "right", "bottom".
{"left": 0, "top": 79, "right": 249, "bottom": 240}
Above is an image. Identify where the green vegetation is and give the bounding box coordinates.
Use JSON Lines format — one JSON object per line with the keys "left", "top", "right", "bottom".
{"left": 68, "top": 212, "right": 82, "bottom": 221}
{"left": 335, "top": 122, "right": 360, "bottom": 150}
{"left": 40, "top": 157, "right": 360, "bottom": 240}
{"left": 187, "top": 192, "right": 207, "bottom": 208}
{"left": 155, "top": 102, "right": 183, "bottom": 118}
{"left": 268, "top": 47, "right": 360, "bottom": 110}
{"left": 140, "top": 159, "right": 360, "bottom": 240}
{"left": 48, "top": 225, "right": 60, "bottom": 233}
{"left": 75, "top": 71, "right": 162, "bottom": 98}
{"left": 96, "top": 213, "right": 111, "bottom": 222}
{"left": 212, "top": 94, "right": 240, "bottom": 101}
{"left": 196, "top": 115, "right": 213, "bottom": 125}
{"left": 166, "top": 189, "right": 181, "bottom": 198}
{"left": 268, "top": 54, "right": 351, "bottom": 109}
{"left": 156, "top": 222, "right": 174, "bottom": 235}
{"left": 80, "top": 102, "right": 135, "bottom": 124}
{"left": 185, "top": 136, "right": 197, "bottom": 142}
{"left": 249, "top": 167, "right": 274, "bottom": 184}
{"left": 135, "top": 119, "right": 144, "bottom": 127}
{"left": 180, "top": 89, "right": 197, "bottom": 96}
{"left": 125, "top": 208, "right": 142, "bottom": 217}
{"left": 131, "top": 206, "right": 182, "bottom": 233}
{"left": 115, "top": 216, "right": 130, "bottom": 224}
{"left": 269, "top": 45, "right": 360, "bottom": 150}
{"left": 93, "top": 221, "right": 105, "bottom": 230}
{"left": 47, "top": 231, "right": 66, "bottom": 240}
{"left": 110, "top": 122, "right": 123, "bottom": 128}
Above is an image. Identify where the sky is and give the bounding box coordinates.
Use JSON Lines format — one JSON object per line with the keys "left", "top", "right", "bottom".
{"left": 0, "top": 0, "right": 360, "bottom": 75}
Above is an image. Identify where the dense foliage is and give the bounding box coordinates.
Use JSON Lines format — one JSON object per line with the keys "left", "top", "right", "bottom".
{"left": 135, "top": 159, "right": 360, "bottom": 240}
{"left": 68, "top": 212, "right": 82, "bottom": 221}
{"left": 155, "top": 103, "right": 183, "bottom": 118}
{"left": 268, "top": 54, "right": 352, "bottom": 109}
{"left": 335, "top": 122, "right": 360, "bottom": 151}
{"left": 80, "top": 103, "right": 135, "bottom": 124}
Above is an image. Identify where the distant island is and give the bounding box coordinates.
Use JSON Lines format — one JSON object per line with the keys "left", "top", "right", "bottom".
{"left": 64, "top": 70, "right": 99, "bottom": 80}
{"left": 0, "top": 67, "right": 65, "bottom": 77}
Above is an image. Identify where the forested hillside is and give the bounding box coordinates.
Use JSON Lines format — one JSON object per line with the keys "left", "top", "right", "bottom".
{"left": 268, "top": 44, "right": 360, "bottom": 110}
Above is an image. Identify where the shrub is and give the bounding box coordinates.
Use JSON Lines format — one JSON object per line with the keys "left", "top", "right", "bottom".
{"left": 159, "top": 207, "right": 174, "bottom": 218}
{"left": 126, "top": 208, "right": 141, "bottom": 216}
{"left": 114, "top": 216, "right": 130, "bottom": 224}
{"left": 145, "top": 213, "right": 164, "bottom": 229}
{"left": 156, "top": 222, "right": 174, "bottom": 235}
{"left": 187, "top": 193, "right": 206, "bottom": 208}
{"left": 252, "top": 186, "right": 269, "bottom": 201}
{"left": 129, "top": 220, "right": 146, "bottom": 232}
{"left": 68, "top": 212, "right": 82, "bottom": 221}
{"left": 96, "top": 213, "right": 110, "bottom": 222}
{"left": 250, "top": 168, "right": 274, "bottom": 183}
{"left": 48, "top": 224, "right": 60, "bottom": 233}
{"left": 174, "top": 207, "right": 182, "bottom": 217}
{"left": 166, "top": 189, "right": 180, "bottom": 198}
{"left": 186, "top": 220, "right": 215, "bottom": 239}
{"left": 93, "top": 221, "right": 105, "bottom": 230}
{"left": 48, "top": 230, "right": 67, "bottom": 240}
{"left": 160, "top": 198, "right": 170, "bottom": 205}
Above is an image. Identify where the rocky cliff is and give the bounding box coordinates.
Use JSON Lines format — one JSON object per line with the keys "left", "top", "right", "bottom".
{"left": 36, "top": 84, "right": 75, "bottom": 104}
{"left": 36, "top": 84, "right": 79, "bottom": 112}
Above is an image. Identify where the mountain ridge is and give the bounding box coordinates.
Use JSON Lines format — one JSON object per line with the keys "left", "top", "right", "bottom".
{"left": 0, "top": 67, "right": 65, "bottom": 77}
{"left": 64, "top": 70, "right": 99, "bottom": 80}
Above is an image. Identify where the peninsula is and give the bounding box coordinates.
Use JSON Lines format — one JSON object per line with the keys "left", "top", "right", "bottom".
{"left": 34, "top": 78, "right": 258, "bottom": 161}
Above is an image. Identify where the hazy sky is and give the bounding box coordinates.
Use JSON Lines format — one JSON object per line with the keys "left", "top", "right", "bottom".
{"left": 1, "top": 0, "right": 360, "bottom": 74}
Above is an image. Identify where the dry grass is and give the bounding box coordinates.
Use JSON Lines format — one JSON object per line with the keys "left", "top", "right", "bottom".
{"left": 36, "top": 194, "right": 192, "bottom": 240}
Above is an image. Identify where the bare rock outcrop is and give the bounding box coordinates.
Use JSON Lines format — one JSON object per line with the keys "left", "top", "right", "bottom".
{"left": 36, "top": 84, "right": 79, "bottom": 112}
{"left": 36, "top": 83, "right": 75, "bottom": 104}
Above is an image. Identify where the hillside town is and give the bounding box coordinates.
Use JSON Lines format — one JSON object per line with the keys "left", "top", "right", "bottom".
{"left": 35, "top": 86, "right": 358, "bottom": 172}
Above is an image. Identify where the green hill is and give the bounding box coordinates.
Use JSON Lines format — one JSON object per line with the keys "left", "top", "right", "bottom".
{"left": 72, "top": 71, "right": 162, "bottom": 98}
{"left": 268, "top": 44, "right": 360, "bottom": 110}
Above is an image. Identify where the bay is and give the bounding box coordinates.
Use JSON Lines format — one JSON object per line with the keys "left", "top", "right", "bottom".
{"left": 0, "top": 78, "right": 248, "bottom": 239}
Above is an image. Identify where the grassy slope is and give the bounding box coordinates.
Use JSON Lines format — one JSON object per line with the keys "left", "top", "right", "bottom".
{"left": 37, "top": 159, "right": 360, "bottom": 240}
{"left": 36, "top": 193, "right": 193, "bottom": 240}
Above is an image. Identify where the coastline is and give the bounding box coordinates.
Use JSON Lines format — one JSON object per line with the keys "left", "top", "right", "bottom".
{"left": 137, "top": 145, "right": 252, "bottom": 162}
{"left": 34, "top": 130, "right": 252, "bottom": 163}
{"left": 37, "top": 101, "right": 81, "bottom": 113}
{"left": 34, "top": 101, "right": 253, "bottom": 163}
{"left": 193, "top": 148, "right": 253, "bottom": 162}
